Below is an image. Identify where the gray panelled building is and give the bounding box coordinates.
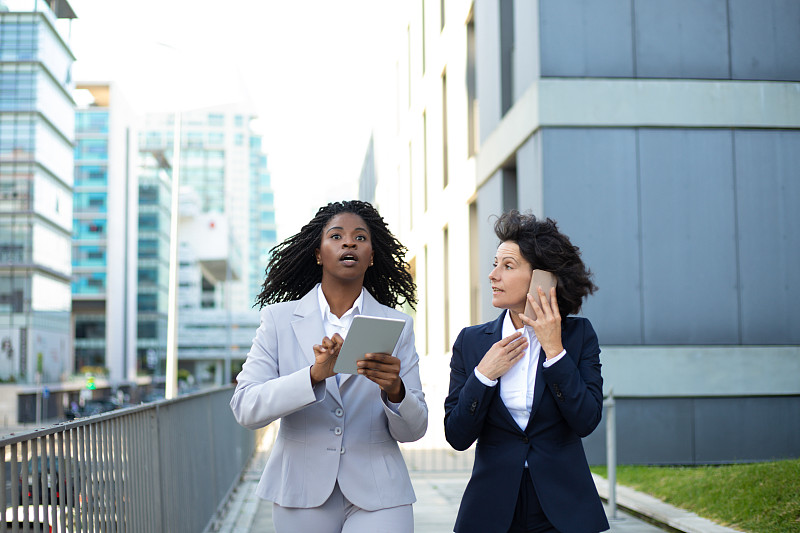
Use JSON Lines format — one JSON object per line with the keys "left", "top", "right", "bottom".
{"left": 382, "top": 0, "right": 799, "bottom": 464}
{"left": 480, "top": 0, "right": 800, "bottom": 464}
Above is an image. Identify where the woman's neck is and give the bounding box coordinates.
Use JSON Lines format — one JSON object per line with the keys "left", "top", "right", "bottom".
{"left": 320, "top": 279, "right": 363, "bottom": 318}
{"left": 508, "top": 307, "right": 525, "bottom": 329}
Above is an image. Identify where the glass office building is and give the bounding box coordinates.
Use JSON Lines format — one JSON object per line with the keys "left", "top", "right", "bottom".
{"left": 248, "top": 135, "right": 275, "bottom": 302}
{"left": 137, "top": 107, "right": 275, "bottom": 381}
{"left": 72, "top": 83, "right": 138, "bottom": 382}
{"left": 139, "top": 107, "right": 275, "bottom": 313}
{"left": 0, "top": 0, "right": 76, "bottom": 383}
{"left": 135, "top": 149, "right": 171, "bottom": 375}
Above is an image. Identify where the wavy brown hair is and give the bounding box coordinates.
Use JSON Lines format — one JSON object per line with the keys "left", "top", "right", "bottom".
{"left": 494, "top": 210, "right": 597, "bottom": 316}
{"left": 255, "top": 200, "right": 417, "bottom": 309}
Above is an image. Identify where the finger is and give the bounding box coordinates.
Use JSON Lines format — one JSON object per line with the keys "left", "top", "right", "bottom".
{"left": 549, "top": 287, "right": 561, "bottom": 320}
{"left": 526, "top": 293, "right": 543, "bottom": 320}
{"left": 507, "top": 336, "right": 528, "bottom": 350}
{"left": 508, "top": 340, "right": 528, "bottom": 358}
{"left": 518, "top": 312, "right": 534, "bottom": 327}
{"left": 363, "top": 352, "right": 394, "bottom": 363}
{"left": 321, "top": 336, "right": 335, "bottom": 350}
{"left": 500, "top": 331, "right": 524, "bottom": 346}
{"left": 359, "top": 368, "right": 399, "bottom": 380}
{"left": 331, "top": 333, "right": 344, "bottom": 347}
{"left": 358, "top": 360, "right": 400, "bottom": 374}
{"left": 508, "top": 347, "right": 526, "bottom": 363}
{"left": 537, "top": 287, "right": 554, "bottom": 319}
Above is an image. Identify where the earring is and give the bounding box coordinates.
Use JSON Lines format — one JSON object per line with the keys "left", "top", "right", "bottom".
{"left": 369, "top": 261, "right": 373, "bottom": 266}
{"left": 317, "top": 260, "right": 321, "bottom": 265}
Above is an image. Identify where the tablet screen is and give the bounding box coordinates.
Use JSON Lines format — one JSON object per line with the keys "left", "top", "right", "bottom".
{"left": 333, "top": 315, "right": 406, "bottom": 375}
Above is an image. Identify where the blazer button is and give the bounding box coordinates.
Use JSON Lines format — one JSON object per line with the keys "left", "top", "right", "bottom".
{"left": 522, "top": 437, "right": 529, "bottom": 443}
{"left": 334, "top": 427, "right": 342, "bottom": 436}
{"left": 340, "top": 447, "right": 346, "bottom": 455}
{"left": 335, "top": 408, "right": 344, "bottom": 417}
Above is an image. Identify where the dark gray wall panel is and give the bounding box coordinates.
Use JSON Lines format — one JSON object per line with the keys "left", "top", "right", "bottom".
{"left": 634, "top": 0, "right": 730, "bottom": 79}
{"left": 584, "top": 396, "right": 800, "bottom": 465}
{"left": 616, "top": 399, "right": 695, "bottom": 464}
{"left": 734, "top": 130, "right": 800, "bottom": 344}
{"left": 541, "top": 128, "right": 642, "bottom": 345}
{"left": 539, "top": 0, "right": 634, "bottom": 78}
{"left": 694, "top": 397, "right": 800, "bottom": 463}
{"left": 638, "top": 129, "right": 739, "bottom": 344}
{"left": 476, "top": 0, "right": 502, "bottom": 144}
{"left": 729, "top": 0, "right": 800, "bottom": 81}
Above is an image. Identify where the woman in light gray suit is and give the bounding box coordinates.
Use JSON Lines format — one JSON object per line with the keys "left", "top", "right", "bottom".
{"left": 231, "top": 200, "right": 427, "bottom": 533}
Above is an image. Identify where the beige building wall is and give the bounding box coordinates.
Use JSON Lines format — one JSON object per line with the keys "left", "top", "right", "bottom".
{"left": 374, "top": 0, "right": 479, "bottom": 448}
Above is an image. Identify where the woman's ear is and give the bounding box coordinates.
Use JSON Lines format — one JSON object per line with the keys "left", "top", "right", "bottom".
{"left": 315, "top": 249, "right": 321, "bottom": 265}
{"left": 369, "top": 251, "right": 374, "bottom": 267}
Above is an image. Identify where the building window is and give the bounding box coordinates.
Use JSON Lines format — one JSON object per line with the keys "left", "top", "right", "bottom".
{"left": 139, "top": 239, "right": 159, "bottom": 259}
{"left": 139, "top": 185, "right": 159, "bottom": 205}
{"left": 137, "top": 293, "right": 157, "bottom": 312}
{"left": 137, "top": 321, "right": 158, "bottom": 339}
{"left": 467, "top": 16, "right": 478, "bottom": 157}
{"left": 75, "top": 318, "right": 105, "bottom": 339}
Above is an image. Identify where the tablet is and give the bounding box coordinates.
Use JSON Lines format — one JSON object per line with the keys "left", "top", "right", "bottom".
{"left": 333, "top": 315, "right": 406, "bottom": 375}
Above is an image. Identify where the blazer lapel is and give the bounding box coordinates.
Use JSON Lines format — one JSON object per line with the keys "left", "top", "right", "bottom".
{"left": 487, "top": 311, "right": 524, "bottom": 433}
{"left": 291, "top": 288, "right": 343, "bottom": 406}
{"left": 526, "top": 348, "right": 548, "bottom": 429}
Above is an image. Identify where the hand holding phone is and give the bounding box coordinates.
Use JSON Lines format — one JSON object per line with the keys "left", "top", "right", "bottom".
{"left": 524, "top": 270, "right": 557, "bottom": 320}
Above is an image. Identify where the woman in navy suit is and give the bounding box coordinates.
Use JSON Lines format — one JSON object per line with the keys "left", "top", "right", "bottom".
{"left": 231, "top": 200, "right": 427, "bottom": 533}
{"left": 445, "top": 211, "right": 609, "bottom": 533}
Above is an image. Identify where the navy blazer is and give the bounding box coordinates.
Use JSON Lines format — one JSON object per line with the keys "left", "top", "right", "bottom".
{"left": 444, "top": 311, "right": 609, "bottom": 533}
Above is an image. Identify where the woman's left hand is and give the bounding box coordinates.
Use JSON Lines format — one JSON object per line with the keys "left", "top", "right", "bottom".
{"left": 520, "top": 286, "right": 564, "bottom": 359}
{"left": 357, "top": 353, "right": 405, "bottom": 403}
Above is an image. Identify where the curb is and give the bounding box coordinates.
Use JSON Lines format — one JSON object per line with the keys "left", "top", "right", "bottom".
{"left": 592, "top": 474, "right": 743, "bottom": 533}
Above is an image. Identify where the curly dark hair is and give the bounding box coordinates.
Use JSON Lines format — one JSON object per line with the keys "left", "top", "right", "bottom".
{"left": 494, "top": 210, "right": 597, "bottom": 316}
{"left": 255, "top": 200, "right": 417, "bottom": 309}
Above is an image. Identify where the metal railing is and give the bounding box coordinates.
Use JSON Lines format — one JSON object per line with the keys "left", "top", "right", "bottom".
{"left": 604, "top": 388, "right": 618, "bottom": 520}
{"left": 0, "top": 386, "right": 259, "bottom": 533}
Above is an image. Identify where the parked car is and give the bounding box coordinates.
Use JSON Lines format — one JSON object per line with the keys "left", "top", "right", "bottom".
{"left": 19, "top": 456, "right": 81, "bottom": 506}
{"left": 4, "top": 504, "right": 73, "bottom": 531}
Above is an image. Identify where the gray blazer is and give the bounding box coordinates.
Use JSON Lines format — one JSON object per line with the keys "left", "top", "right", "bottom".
{"left": 230, "top": 287, "right": 428, "bottom": 511}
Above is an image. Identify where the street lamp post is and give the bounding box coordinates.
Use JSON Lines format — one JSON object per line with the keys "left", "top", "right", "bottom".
{"left": 165, "top": 111, "right": 181, "bottom": 399}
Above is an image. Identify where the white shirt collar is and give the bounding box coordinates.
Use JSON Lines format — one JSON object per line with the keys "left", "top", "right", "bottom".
{"left": 317, "top": 283, "right": 364, "bottom": 323}
{"left": 502, "top": 309, "right": 535, "bottom": 340}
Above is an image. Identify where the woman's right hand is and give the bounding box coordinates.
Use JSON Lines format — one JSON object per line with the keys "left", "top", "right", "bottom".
{"left": 475, "top": 332, "right": 528, "bottom": 381}
{"left": 310, "top": 333, "right": 344, "bottom": 385}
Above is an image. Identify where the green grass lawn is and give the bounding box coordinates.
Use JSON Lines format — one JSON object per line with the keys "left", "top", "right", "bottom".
{"left": 590, "top": 459, "right": 800, "bottom": 533}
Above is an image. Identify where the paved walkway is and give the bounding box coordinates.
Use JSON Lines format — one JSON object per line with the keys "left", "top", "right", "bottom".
{"left": 214, "top": 373, "right": 740, "bottom": 533}
{"left": 213, "top": 377, "right": 741, "bottom": 533}
{"left": 212, "top": 440, "right": 736, "bottom": 533}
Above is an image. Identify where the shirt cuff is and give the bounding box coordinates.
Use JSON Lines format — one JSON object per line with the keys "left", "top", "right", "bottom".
{"left": 542, "top": 349, "right": 567, "bottom": 367}
{"left": 386, "top": 399, "right": 402, "bottom": 414}
{"left": 474, "top": 367, "right": 498, "bottom": 387}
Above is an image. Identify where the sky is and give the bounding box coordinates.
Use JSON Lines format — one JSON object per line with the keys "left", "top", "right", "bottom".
{"left": 68, "top": 0, "right": 403, "bottom": 239}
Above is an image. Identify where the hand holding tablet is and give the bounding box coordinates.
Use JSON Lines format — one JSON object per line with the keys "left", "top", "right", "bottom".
{"left": 333, "top": 315, "right": 406, "bottom": 375}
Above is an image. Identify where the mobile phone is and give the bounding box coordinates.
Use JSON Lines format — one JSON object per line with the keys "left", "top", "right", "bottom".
{"left": 524, "top": 270, "right": 558, "bottom": 320}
